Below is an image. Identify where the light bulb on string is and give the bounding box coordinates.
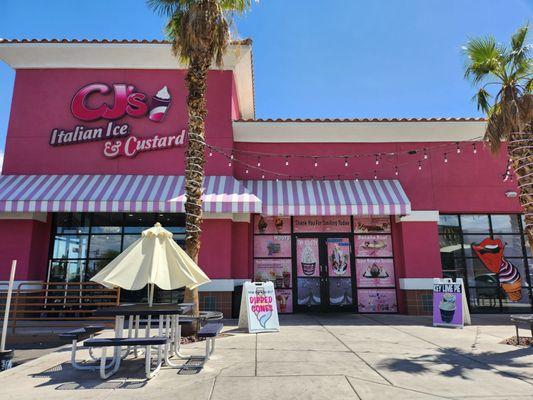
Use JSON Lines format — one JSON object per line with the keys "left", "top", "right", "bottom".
{"left": 257, "top": 157, "right": 261, "bottom": 167}
{"left": 395, "top": 166, "right": 399, "bottom": 176}
{"left": 418, "top": 161, "right": 422, "bottom": 171}
{"left": 261, "top": 174, "right": 265, "bottom": 179}
{"left": 245, "top": 169, "right": 249, "bottom": 174}
{"left": 285, "top": 156, "right": 289, "bottom": 166}
{"left": 344, "top": 157, "right": 349, "bottom": 167}
{"left": 423, "top": 148, "right": 428, "bottom": 159}
{"left": 375, "top": 155, "right": 380, "bottom": 165}
{"left": 456, "top": 143, "right": 461, "bottom": 154}
{"left": 473, "top": 143, "right": 477, "bottom": 154}
{"left": 374, "top": 171, "right": 378, "bottom": 180}
{"left": 228, "top": 159, "right": 232, "bottom": 167}
{"left": 314, "top": 157, "right": 318, "bottom": 167}
{"left": 355, "top": 174, "right": 359, "bottom": 182}
{"left": 230, "top": 152, "right": 234, "bottom": 160}
{"left": 208, "top": 149, "right": 213, "bottom": 157}
{"left": 444, "top": 153, "right": 448, "bottom": 163}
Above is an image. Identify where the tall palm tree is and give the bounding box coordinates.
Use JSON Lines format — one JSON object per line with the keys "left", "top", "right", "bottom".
{"left": 147, "top": 0, "right": 252, "bottom": 314}
{"left": 464, "top": 25, "right": 533, "bottom": 246}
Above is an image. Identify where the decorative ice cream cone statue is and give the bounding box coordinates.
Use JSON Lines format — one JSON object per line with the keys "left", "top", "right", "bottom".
{"left": 472, "top": 238, "right": 522, "bottom": 302}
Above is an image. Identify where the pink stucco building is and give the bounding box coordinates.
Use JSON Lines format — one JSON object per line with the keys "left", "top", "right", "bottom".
{"left": 0, "top": 39, "right": 530, "bottom": 316}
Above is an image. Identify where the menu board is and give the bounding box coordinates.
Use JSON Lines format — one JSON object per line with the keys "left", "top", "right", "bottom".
{"left": 296, "top": 238, "right": 319, "bottom": 277}
{"left": 357, "top": 289, "right": 397, "bottom": 313}
{"left": 354, "top": 235, "right": 393, "bottom": 257}
{"left": 354, "top": 217, "right": 391, "bottom": 233}
{"left": 254, "top": 215, "right": 291, "bottom": 234}
{"left": 275, "top": 289, "right": 293, "bottom": 313}
{"left": 356, "top": 258, "right": 395, "bottom": 287}
{"left": 327, "top": 238, "right": 351, "bottom": 277}
{"left": 254, "top": 259, "right": 292, "bottom": 289}
{"left": 433, "top": 278, "right": 465, "bottom": 328}
{"left": 293, "top": 216, "right": 351, "bottom": 233}
{"left": 254, "top": 235, "right": 292, "bottom": 258}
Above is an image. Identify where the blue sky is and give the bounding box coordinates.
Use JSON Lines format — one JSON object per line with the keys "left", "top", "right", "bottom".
{"left": 0, "top": 0, "right": 531, "bottom": 159}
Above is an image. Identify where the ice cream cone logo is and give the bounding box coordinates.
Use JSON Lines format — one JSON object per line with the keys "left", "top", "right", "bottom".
{"left": 148, "top": 86, "right": 171, "bottom": 122}
{"left": 472, "top": 238, "right": 522, "bottom": 302}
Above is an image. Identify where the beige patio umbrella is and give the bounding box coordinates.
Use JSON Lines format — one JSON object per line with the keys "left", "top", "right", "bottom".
{"left": 91, "top": 222, "right": 210, "bottom": 306}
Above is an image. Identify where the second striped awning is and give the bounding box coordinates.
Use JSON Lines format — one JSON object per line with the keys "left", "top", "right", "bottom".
{"left": 242, "top": 179, "right": 411, "bottom": 216}
{"left": 0, "top": 175, "right": 262, "bottom": 213}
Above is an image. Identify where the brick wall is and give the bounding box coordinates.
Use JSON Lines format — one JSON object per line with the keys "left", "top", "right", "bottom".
{"left": 199, "top": 291, "right": 233, "bottom": 318}
{"left": 403, "top": 290, "right": 433, "bottom": 315}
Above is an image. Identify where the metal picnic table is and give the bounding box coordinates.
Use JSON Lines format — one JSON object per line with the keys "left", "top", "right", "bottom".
{"left": 510, "top": 314, "right": 533, "bottom": 343}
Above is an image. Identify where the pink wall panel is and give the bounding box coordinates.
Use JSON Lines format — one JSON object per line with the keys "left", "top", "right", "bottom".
{"left": 197, "top": 219, "right": 232, "bottom": 279}
{"left": 231, "top": 221, "right": 251, "bottom": 278}
{"left": 3, "top": 69, "right": 236, "bottom": 176}
{"left": 0, "top": 218, "right": 51, "bottom": 281}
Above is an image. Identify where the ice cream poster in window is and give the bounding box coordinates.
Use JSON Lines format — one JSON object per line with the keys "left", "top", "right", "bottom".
{"left": 356, "top": 258, "right": 395, "bottom": 287}
{"left": 353, "top": 217, "right": 391, "bottom": 234}
{"left": 327, "top": 238, "right": 351, "bottom": 277}
{"left": 296, "top": 238, "right": 319, "bottom": 277}
{"left": 432, "top": 279, "right": 463, "bottom": 327}
{"left": 354, "top": 235, "right": 393, "bottom": 257}
{"left": 472, "top": 238, "right": 522, "bottom": 302}
{"left": 275, "top": 289, "right": 293, "bottom": 313}
{"left": 357, "top": 289, "right": 397, "bottom": 313}
{"left": 254, "top": 215, "right": 291, "bottom": 234}
{"left": 254, "top": 235, "right": 292, "bottom": 258}
{"left": 254, "top": 259, "right": 292, "bottom": 289}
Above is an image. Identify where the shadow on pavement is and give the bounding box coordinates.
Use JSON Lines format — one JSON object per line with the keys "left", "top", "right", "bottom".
{"left": 378, "top": 345, "right": 533, "bottom": 381}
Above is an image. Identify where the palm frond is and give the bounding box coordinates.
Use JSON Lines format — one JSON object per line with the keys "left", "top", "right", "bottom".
{"left": 510, "top": 24, "right": 530, "bottom": 64}
{"left": 473, "top": 87, "right": 492, "bottom": 113}
{"left": 463, "top": 36, "right": 506, "bottom": 83}
{"left": 146, "top": 0, "right": 181, "bottom": 17}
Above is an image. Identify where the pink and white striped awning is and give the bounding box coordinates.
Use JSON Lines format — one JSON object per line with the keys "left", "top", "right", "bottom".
{"left": 242, "top": 179, "right": 411, "bottom": 216}
{"left": 0, "top": 175, "right": 262, "bottom": 213}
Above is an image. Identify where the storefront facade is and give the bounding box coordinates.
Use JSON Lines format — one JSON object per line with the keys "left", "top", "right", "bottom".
{"left": 0, "top": 39, "right": 531, "bottom": 316}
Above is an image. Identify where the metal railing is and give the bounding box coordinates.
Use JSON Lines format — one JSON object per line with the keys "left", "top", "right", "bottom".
{"left": 0, "top": 281, "right": 120, "bottom": 332}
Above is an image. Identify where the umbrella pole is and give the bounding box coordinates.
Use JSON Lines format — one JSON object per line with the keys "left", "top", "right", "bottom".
{"left": 146, "top": 284, "right": 154, "bottom": 337}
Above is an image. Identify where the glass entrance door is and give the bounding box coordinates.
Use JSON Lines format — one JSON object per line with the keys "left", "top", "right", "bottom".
{"left": 295, "top": 235, "right": 355, "bottom": 311}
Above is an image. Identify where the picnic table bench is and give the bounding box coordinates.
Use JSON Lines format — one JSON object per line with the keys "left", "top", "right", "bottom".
{"left": 510, "top": 314, "right": 533, "bottom": 342}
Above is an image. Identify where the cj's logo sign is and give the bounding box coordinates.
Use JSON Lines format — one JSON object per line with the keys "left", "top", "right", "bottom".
{"left": 70, "top": 83, "right": 171, "bottom": 122}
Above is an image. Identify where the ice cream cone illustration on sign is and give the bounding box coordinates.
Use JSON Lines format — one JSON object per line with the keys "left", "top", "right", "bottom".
{"left": 252, "top": 286, "right": 272, "bottom": 328}
{"left": 472, "top": 238, "right": 522, "bottom": 301}
{"left": 149, "top": 86, "right": 171, "bottom": 122}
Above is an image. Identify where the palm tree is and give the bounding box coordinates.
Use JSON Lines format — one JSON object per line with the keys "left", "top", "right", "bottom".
{"left": 463, "top": 25, "right": 533, "bottom": 247}
{"left": 147, "top": 0, "right": 252, "bottom": 314}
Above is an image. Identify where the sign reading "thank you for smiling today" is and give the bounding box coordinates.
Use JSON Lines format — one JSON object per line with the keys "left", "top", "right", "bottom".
{"left": 48, "top": 82, "right": 187, "bottom": 158}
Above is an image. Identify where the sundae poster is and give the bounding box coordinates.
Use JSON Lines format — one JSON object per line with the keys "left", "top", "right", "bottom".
{"left": 433, "top": 278, "right": 463, "bottom": 328}
{"left": 275, "top": 289, "right": 293, "bottom": 313}
{"left": 254, "top": 235, "right": 292, "bottom": 258}
{"left": 293, "top": 216, "right": 351, "bottom": 233}
{"left": 238, "top": 281, "right": 280, "bottom": 333}
{"left": 355, "top": 235, "right": 393, "bottom": 257}
{"left": 356, "top": 258, "right": 395, "bottom": 287}
{"left": 354, "top": 217, "right": 391, "bottom": 234}
{"left": 357, "top": 289, "right": 397, "bottom": 312}
{"left": 254, "top": 259, "right": 292, "bottom": 289}
{"left": 327, "top": 238, "right": 351, "bottom": 277}
{"left": 254, "top": 215, "right": 291, "bottom": 234}
{"left": 296, "top": 238, "right": 319, "bottom": 277}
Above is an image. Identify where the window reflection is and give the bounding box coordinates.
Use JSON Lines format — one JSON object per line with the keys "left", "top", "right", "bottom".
{"left": 460, "top": 215, "right": 490, "bottom": 233}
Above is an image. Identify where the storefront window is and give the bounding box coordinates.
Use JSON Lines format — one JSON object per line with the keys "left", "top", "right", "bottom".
{"left": 49, "top": 212, "right": 186, "bottom": 284}
{"left": 439, "top": 214, "right": 533, "bottom": 313}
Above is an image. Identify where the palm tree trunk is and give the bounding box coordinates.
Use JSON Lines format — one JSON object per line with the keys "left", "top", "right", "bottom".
{"left": 183, "top": 54, "right": 211, "bottom": 316}
{"left": 507, "top": 97, "right": 533, "bottom": 265}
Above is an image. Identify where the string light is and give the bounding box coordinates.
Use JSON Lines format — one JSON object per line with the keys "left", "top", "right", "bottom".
{"left": 209, "top": 150, "right": 213, "bottom": 157}
{"left": 230, "top": 152, "right": 234, "bottom": 160}
{"left": 423, "top": 148, "right": 428, "bottom": 159}
{"left": 314, "top": 157, "right": 318, "bottom": 167}
{"left": 395, "top": 166, "right": 399, "bottom": 176}
{"left": 245, "top": 168, "right": 249, "bottom": 174}
{"left": 473, "top": 143, "right": 477, "bottom": 154}
{"left": 228, "top": 159, "right": 232, "bottom": 167}
{"left": 344, "top": 157, "right": 349, "bottom": 167}
{"left": 261, "top": 174, "right": 265, "bottom": 179}
{"left": 374, "top": 171, "right": 378, "bottom": 180}
{"left": 444, "top": 153, "right": 448, "bottom": 163}
{"left": 418, "top": 161, "right": 422, "bottom": 171}
{"left": 456, "top": 142, "right": 461, "bottom": 154}
{"left": 355, "top": 174, "right": 359, "bottom": 182}
{"left": 285, "top": 156, "right": 289, "bottom": 166}
{"left": 375, "top": 155, "right": 380, "bottom": 165}
{"left": 257, "top": 157, "right": 261, "bottom": 167}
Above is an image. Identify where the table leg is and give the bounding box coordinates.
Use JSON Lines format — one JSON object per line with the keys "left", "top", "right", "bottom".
{"left": 516, "top": 324, "right": 520, "bottom": 343}
{"left": 134, "top": 315, "right": 140, "bottom": 358}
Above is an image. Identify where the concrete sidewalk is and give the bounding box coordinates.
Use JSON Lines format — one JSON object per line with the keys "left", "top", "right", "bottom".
{"left": 0, "top": 314, "right": 532, "bottom": 399}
